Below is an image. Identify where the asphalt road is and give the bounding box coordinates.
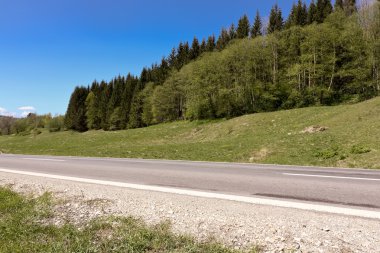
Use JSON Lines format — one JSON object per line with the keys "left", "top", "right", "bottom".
{"left": 1, "top": 154, "right": 380, "bottom": 210}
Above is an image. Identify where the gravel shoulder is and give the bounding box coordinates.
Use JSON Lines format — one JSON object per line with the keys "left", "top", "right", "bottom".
{"left": 1, "top": 171, "right": 379, "bottom": 253}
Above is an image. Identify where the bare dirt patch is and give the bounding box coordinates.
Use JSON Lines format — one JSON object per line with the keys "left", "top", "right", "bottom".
{"left": 300, "top": 126, "right": 329, "bottom": 134}
{"left": 249, "top": 148, "right": 271, "bottom": 162}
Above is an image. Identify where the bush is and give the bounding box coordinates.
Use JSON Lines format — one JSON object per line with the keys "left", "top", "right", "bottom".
{"left": 350, "top": 145, "right": 371, "bottom": 154}
{"left": 47, "top": 116, "right": 64, "bottom": 132}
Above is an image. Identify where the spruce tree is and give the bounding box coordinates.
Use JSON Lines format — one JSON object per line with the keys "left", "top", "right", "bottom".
{"left": 251, "top": 10, "right": 263, "bottom": 38}
{"left": 342, "top": 0, "right": 357, "bottom": 15}
{"left": 287, "top": 0, "right": 308, "bottom": 27}
{"left": 236, "top": 14, "right": 250, "bottom": 39}
{"left": 98, "top": 81, "right": 109, "bottom": 130}
{"left": 307, "top": 0, "right": 318, "bottom": 24}
{"left": 229, "top": 24, "right": 236, "bottom": 40}
{"left": 286, "top": 3, "right": 297, "bottom": 28}
{"left": 300, "top": 1, "right": 308, "bottom": 26}
{"left": 335, "top": 0, "right": 344, "bottom": 10}
{"left": 206, "top": 35, "right": 216, "bottom": 52}
{"left": 190, "top": 37, "right": 200, "bottom": 60}
{"left": 168, "top": 47, "right": 177, "bottom": 68}
{"left": 268, "top": 4, "right": 283, "bottom": 33}
{"left": 216, "top": 28, "right": 230, "bottom": 51}
{"left": 64, "top": 86, "right": 89, "bottom": 132}
{"left": 316, "top": 0, "right": 333, "bottom": 23}
{"left": 200, "top": 38, "right": 207, "bottom": 54}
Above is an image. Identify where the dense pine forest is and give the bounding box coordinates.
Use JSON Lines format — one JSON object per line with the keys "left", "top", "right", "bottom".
{"left": 1, "top": 0, "right": 379, "bottom": 135}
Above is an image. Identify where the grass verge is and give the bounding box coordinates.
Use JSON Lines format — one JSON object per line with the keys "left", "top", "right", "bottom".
{"left": 0, "top": 186, "right": 260, "bottom": 253}
{"left": 0, "top": 97, "right": 379, "bottom": 169}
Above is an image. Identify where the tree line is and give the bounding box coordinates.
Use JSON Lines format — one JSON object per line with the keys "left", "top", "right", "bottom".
{"left": 0, "top": 114, "right": 64, "bottom": 136}
{"left": 59, "top": 0, "right": 378, "bottom": 131}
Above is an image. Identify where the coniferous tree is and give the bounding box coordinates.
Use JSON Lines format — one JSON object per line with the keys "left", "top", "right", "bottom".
{"left": 236, "top": 14, "right": 250, "bottom": 39}
{"left": 120, "top": 74, "right": 137, "bottom": 129}
{"left": 286, "top": 3, "right": 298, "bottom": 28}
{"left": 64, "top": 86, "right": 89, "bottom": 132}
{"left": 190, "top": 37, "right": 200, "bottom": 60}
{"left": 97, "top": 81, "right": 109, "bottom": 130}
{"left": 268, "top": 4, "right": 284, "bottom": 33}
{"left": 316, "top": 0, "right": 333, "bottom": 23}
{"left": 85, "top": 82, "right": 101, "bottom": 129}
{"left": 168, "top": 47, "right": 177, "bottom": 68}
{"left": 229, "top": 23, "right": 237, "bottom": 40}
{"left": 300, "top": 1, "right": 308, "bottom": 25}
{"left": 216, "top": 28, "right": 231, "bottom": 50}
{"left": 128, "top": 82, "right": 145, "bottom": 129}
{"left": 251, "top": 10, "right": 263, "bottom": 38}
{"left": 335, "top": 0, "right": 344, "bottom": 9}
{"left": 200, "top": 38, "right": 207, "bottom": 54}
{"left": 287, "top": 0, "right": 308, "bottom": 27}
{"left": 336, "top": 0, "right": 356, "bottom": 15}
{"left": 206, "top": 35, "right": 216, "bottom": 51}
{"left": 307, "top": 0, "right": 318, "bottom": 24}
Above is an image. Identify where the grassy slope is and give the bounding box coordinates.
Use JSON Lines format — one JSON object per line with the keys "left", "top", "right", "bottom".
{"left": 0, "top": 97, "right": 379, "bottom": 169}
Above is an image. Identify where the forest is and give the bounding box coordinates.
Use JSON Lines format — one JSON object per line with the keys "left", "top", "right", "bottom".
{"left": 1, "top": 0, "right": 379, "bottom": 134}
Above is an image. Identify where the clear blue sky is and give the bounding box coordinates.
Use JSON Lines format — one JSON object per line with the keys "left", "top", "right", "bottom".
{"left": 0, "top": 0, "right": 308, "bottom": 117}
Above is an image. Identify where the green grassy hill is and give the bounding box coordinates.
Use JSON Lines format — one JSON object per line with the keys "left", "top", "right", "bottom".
{"left": 1, "top": 97, "right": 379, "bottom": 169}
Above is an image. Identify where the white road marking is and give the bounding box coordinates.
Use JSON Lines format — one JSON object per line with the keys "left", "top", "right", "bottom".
{"left": 283, "top": 173, "right": 380, "bottom": 181}
{"left": 22, "top": 158, "right": 65, "bottom": 162}
{"left": 0, "top": 168, "right": 379, "bottom": 220}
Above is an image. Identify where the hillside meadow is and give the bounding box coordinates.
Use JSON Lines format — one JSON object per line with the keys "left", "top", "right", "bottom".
{"left": 0, "top": 97, "right": 379, "bottom": 169}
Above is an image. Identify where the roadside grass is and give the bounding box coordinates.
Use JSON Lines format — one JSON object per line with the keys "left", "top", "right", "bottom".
{"left": 0, "top": 186, "right": 260, "bottom": 253}
{"left": 0, "top": 97, "right": 379, "bottom": 169}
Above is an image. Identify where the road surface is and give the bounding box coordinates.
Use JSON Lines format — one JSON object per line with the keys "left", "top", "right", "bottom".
{"left": 1, "top": 154, "right": 380, "bottom": 214}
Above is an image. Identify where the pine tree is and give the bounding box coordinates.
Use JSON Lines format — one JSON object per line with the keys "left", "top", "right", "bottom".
{"left": 120, "top": 74, "right": 138, "bottom": 129}
{"left": 127, "top": 82, "right": 145, "bottom": 129}
{"left": 300, "top": 1, "right": 308, "bottom": 26}
{"left": 64, "top": 86, "right": 89, "bottom": 132}
{"left": 200, "top": 38, "right": 207, "bottom": 54}
{"left": 335, "top": 0, "right": 344, "bottom": 10}
{"left": 216, "top": 28, "right": 230, "bottom": 50}
{"left": 335, "top": 0, "right": 356, "bottom": 15}
{"left": 236, "top": 14, "right": 250, "bottom": 39}
{"left": 316, "top": 0, "right": 333, "bottom": 23}
{"left": 168, "top": 47, "right": 177, "bottom": 68}
{"left": 206, "top": 35, "right": 216, "bottom": 52}
{"left": 268, "top": 4, "right": 283, "bottom": 33}
{"left": 229, "top": 24, "right": 236, "bottom": 40}
{"left": 85, "top": 81, "right": 101, "bottom": 129}
{"left": 251, "top": 10, "right": 263, "bottom": 38}
{"left": 190, "top": 37, "right": 200, "bottom": 60}
{"left": 98, "top": 81, "right": 109, "bottom": 130}
{"left": 287, "top": 0, "right": 308, "bottom": 27}
{"left": 307, "top": 0, "right": 318, "bottom": 24}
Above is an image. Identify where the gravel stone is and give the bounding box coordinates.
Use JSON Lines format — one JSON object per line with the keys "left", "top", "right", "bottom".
{"left": 1, "top": 172, "right": 379, "bottom": 252}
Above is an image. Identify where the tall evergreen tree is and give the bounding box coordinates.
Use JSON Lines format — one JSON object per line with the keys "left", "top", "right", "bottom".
{"left": 342, "top": 0, "right": 357, "bottom": 15}
{"left": 216, "top": 28, "right": 231, "bottom": 50}
{"left": 335, "top": 0, "right": 344, "bottom": 10}
{"left": 190, "top": 37, "right": 200, "bottom": 60}
{"left": 287, "top": 0, "right": 308, "bottom": 27}
{"left": 85, "top": 82, "right": 101, "bottom": 129}
{"left": 316, "top": 0, "right": 333, "bottom": 23}
{"left": 251, "top": 10, "right": 263, "bottom": 38}
{"left": 268, "top": 4, "right": 284, "bottom": 33}
{"left": 97, "top": 81, "right": 109, "bottom": 130}
{"left": 64, "top": 86, "right": 89, "bottom": 132}
{"left": 168, "top": 47, "right": 177, "bottom": 68}
{"left": 206, "top": 35, "right": 216, "bottom": 52}
{"left": 229, "top": 23, "right": 237, "bottom": 40}
{"left": 236, "top": 14, "right": 250, "bottom": 39}
{"left": 307, "top": 0, "right": 318, "bottom": 24}
{"left": 200, "top": 38, "right": 207, "bottom": 54}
